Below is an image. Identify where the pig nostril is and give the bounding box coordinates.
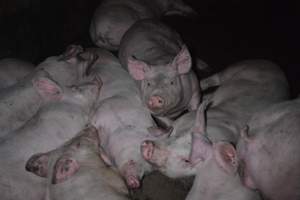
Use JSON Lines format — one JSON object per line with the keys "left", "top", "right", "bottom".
{"left": 141, "top": 141, "right": 154, "bottom": 160}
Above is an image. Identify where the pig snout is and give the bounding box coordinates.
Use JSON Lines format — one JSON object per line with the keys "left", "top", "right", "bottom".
{"left": 141, "top": 140, "right": 154, "bottom": 161}
{"left": 147, "top": 95, "right": 165, "bottom": 109}
{"left": 121, "top": 160, "right": 141, "bottom": 189}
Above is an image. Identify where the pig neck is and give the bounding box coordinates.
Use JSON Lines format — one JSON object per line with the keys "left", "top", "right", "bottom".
{"left": 95, "top": 64, "right": 141, "bottom": 105}
{"left": 206, "top": 108, "right": 240, "bottom": 143}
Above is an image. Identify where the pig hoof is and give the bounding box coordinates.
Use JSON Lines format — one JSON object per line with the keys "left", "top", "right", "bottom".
{"left": 141, "top": 140, "right": 154, "bottom": 161}
{"left": 126, "top": 175, "right": 140, "bottom": 189}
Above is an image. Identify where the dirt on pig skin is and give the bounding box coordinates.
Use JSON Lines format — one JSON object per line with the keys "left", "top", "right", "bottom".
{"left": 130, "top": 171, "right": 194, "bottom": 200}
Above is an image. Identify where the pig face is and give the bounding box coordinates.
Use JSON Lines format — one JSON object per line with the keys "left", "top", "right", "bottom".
{"left": 37, "top": 45, "right": 97, "bottom": 86}
{"left": 141, "top": 100, "right": 211, "bottom": 178}
{"left": 127, "top": 45, "right": 192, "bottom": 117}
{"left": 141, "top": 132, "right": 196, "bottom": 178}
{"left": 25, "top": 125, "right": 101, "bottom": 184}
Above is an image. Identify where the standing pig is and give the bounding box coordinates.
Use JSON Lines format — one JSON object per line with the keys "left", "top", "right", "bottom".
{"left": 237, "top": 98, "right": 300, "bottom": 200}
{"left": 26, "top": 125, "right": 129, "bottom": 200}
{"left": 90, "top": 0, "right": 198, "bottom": 51}
{"left": 183, "top": 102, "right": 262, "bottom": 200}
{"left": 0, "top": 45, "right": 96, "bottom": 138}
{"left": 89, "top": 47, "right": 170, "bottom": 189}
{"left": 119, "top": 19, "right": 201, "bottom": 120}
{"left": 0, "top": 58, "right": 34, "bottom": 89}
{"left": 141, "top": 59, "right": 289, "bottom": 178}
{"left": 0, "top": 75, "right": 101, "bottom": 200}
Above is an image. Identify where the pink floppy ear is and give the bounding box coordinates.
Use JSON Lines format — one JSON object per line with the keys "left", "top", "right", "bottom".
{"left": 214, "top": 142, "right": 239, "bottom": 174}
{"left": 127, "top": 57, "right": 150, "bottom": 80}
{"left": 58, "top": 45, "right": 83, "bottom": 63}
{"left": 25, "top": 153, "right": 49, "bottom": 177}
{"left": 52, "top": 157, "right": 80, "bottom": 184}
{"left": 147, "top": 126, "right": 173, "bottom": 138}
{"left": 189, "top": 100, "right": 212, "bottom": 164}
{"left": 171, "top": 44, "right": 192, "bottom": 74}
{"left": 32, "top": 77, "right": 63, "bottom": 101}
{"left": 240, "top": 125, "right": 253, "bottom": 142}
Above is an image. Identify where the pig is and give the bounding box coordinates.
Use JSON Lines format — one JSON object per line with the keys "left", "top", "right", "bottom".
{"left": 0, "top": 75, "right": 101, "bottom": 200}
{"left": 88, "top": 47, "right": 170, "bottom": 189}
{"left": 25, "top": 125, "right": 129, "bottom": 200}
{"left": 119, "top": 19, "right": 201, "bottom": 121}
{"left": 141, "top": 59, "right": 290, "bottom": 178}
{"left": 237, "top": 98, "right": 300, "bottom": 200}
{"left": 0, "top": 58, "right": 34, "bottom": 89}
{"left": 0, "top": 45, "right": 96, "bottom": 138}
{"left": 183, "top": 102, "right": 262, "bottom": 200}
{"left": 90, "top": 0, "right": 198, "bottom": 51}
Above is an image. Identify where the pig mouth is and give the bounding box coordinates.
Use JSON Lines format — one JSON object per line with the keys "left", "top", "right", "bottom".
{"left": 141, "top": 140, "right": 154, "bottom": 162}
{"left": 121, "top": 160, "right": 142, "bottom": 189}
{"left": 141, "top": 140, "right": 169, "bottom": 168}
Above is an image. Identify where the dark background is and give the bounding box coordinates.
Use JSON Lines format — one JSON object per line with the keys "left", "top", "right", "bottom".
{"left": 0, "top": 0, "right": 299, "bottom": 96}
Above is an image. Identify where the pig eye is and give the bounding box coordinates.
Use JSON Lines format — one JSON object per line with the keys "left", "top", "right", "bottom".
{"left": 170, "top": 81, "right": 174, "bottom": 85}
{"left": 71, "top": 86, "right": 78, "bottom": 91}
{"left": 147, "top": 82, "right": 151, "bottom": 87}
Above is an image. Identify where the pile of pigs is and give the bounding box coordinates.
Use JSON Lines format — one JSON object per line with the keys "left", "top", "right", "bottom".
{"left": 0, "top": 0, "right": 299, "bottom": 200}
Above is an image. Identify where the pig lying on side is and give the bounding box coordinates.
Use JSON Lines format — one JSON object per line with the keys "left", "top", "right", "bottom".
{"left": 180, "top": 102, "right": 261, "bottom": 200}
{"left": 26, "top": 125, "right": 129, "bottom": 200}
{"left": 0, "top": 58, "right": 34, "bottom": 89}
{"left": 0, "top": 75, "right": 101, "bottom": 200}
{"left": 89, "top": 48, "right": 170, "bottom": 189}
{"left": 90, "top": 0, "right": 198, "bottom": 51}
{"left": 0, "top": 45, "right": 96, "bottom": 138}
{"left": 141, "top": 59, "right": 289, "bottom": 178}
{"left": 237, "top": 98, "right": 300, "bottom": 200}
{"left": 119, "top": 19, "right": 201, "bottom": 121}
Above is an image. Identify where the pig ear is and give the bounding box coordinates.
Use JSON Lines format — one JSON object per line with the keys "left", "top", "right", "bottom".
{"left": 189, "top": 100, "right": 212, "bottom": 164}
{"left": 171, "top": 45, "right": 192, "bottom": 74}
{"left": 214, "top": 142, "right": 239, "bottom": 174}
{"left": 58, "top": 45, "right": 83, "bottom": 63}
{"left": 147, "top": 126, "right": 173, "bottom": 138}
{"left": 52, "top": 157, "right": 80, "bottom": 184}
{"left": 25, "top": 153, "right": 49, "bottom": 177}
{"left": 99, "top": 146, "right": 113, "bottom": 167}
{"left": 193, "top": 99, "right": 211, "bottom": 134}
{"left": 127, "top": 57, "right": 150, "bottom": 80}
{"left": 32, "top": 77, "right": 63, "bottom": 101}
{"left": 240, "top": 125, "right": 252, "bottom": 142}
